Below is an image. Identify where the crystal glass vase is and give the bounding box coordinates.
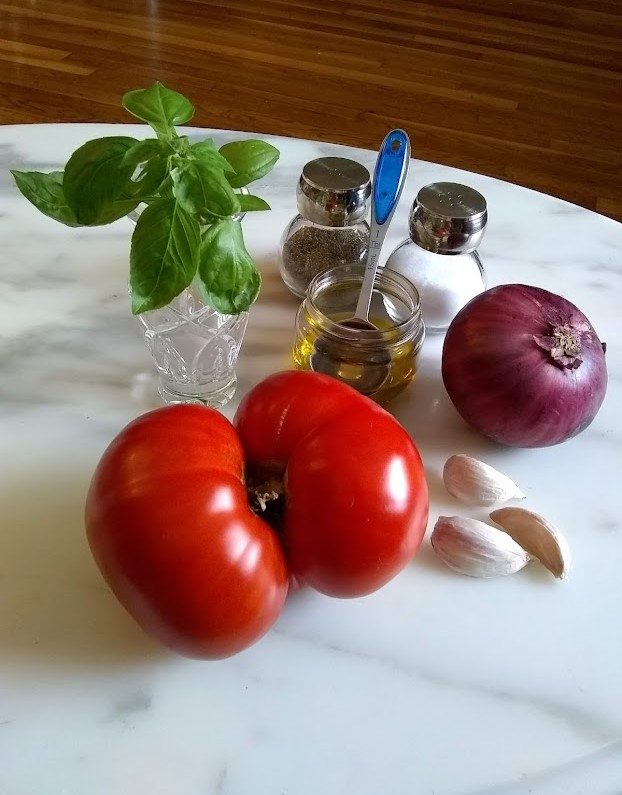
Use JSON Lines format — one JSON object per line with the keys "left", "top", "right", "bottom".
{"left": 137, "top": 279, "right": 248, "bottom": 408}
{"left": 128, "top": 203, "right": 250, "bottom": 408}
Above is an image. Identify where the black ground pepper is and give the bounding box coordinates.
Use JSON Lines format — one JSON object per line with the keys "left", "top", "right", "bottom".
{"left": 280, "top": 225, "right": 368, "bottom": 297}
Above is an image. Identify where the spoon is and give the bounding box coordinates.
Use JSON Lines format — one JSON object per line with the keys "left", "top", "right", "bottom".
{"left": 310, "top": 129, "right": 411, "bottom": 394}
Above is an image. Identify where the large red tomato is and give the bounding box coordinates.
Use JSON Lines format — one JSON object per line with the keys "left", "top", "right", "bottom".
{"left": 85, "top": 405, "right": 288, "bottom": 660}
{"left": 235, "top": 372, "right": 429, "bottom": 597}
{"left": 86, "top": 371, "right": 429, "bottom": 660}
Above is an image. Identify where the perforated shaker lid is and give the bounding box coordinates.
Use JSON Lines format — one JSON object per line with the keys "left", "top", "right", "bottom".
{"left": 296, "top": 157, "right": 371, "bottom": 226}
{"left": 409, "top": 182, "right": 487, "bottom": 254}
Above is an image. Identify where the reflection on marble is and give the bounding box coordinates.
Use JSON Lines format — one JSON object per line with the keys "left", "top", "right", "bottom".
{"left": 1, "top": 124, "right": 621, "bottom": 795}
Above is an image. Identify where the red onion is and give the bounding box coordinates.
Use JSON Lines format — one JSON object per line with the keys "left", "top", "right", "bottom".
{"left": 441, "top": 284, "right": 608, "bottom": 447}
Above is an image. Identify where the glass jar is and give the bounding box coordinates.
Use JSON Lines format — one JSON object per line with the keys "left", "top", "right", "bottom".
{"left": 293, "top": 264, "right": 425, "bottom": 404}
{"left": 280, "top": 157, "right": 371, "bottom": 298}
{"left": 385, "top": 183, "right": 487, "bottom": 333}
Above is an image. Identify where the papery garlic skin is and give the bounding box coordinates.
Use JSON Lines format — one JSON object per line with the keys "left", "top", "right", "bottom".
{"left": 443, "top": 454, "right": 526, "bottom": 506}
{"left": 431, "top": 516, "right": 531, "bottom": 578}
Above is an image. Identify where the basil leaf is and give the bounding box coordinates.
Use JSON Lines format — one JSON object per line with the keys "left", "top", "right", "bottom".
{"left": 172, "top": 160, "right": 241, "bottom": 218}
{"left": 122, "top": 138, "right": 171, "bottom": 168}
{"left": 198, "top": 219, "right": 261, "bottom": 314}
{"left": 171, "top": 135, "right": 191, "bottom": 155}
{"left": 189, "top": 140, "right": 234, "bottom": 173}
{"left": 237, "top": 194, "right": 271, "bottom": 212}
{"left": 129, "top": 199, "right": 200, "bottom": 314}
{"left": 63, "top": 136, "right": 139, "bottom": 225}
{"left": 157, "top": 175, "right": 175, "bottom": 199}
{"left": 122, "top": 139, "right": 172, "bottom": 199}
{"left": 132, "top": 157, "right": 171, "bottom": 199}
{"left": 10, "top": 170, "right": 79, "bottom": 226}
{"left": 219, "top": 140, "right": 280, "bottom": 188}
{"left": 122, "top": 82, "right": 194, "bottom": 141}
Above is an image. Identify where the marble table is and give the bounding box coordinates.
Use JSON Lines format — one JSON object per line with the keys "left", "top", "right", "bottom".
{"left": 1, "top": 123, "right": 621, "bottom": 795}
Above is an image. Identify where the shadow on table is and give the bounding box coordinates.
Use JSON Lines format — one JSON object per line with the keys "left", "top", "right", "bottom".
{"left": 0, "top": 466, "right": 164, "bottom": 668}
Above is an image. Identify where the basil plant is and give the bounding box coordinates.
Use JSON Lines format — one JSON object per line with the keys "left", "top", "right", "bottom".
{"left": 11, "top": 82, "right": 280, "bottom": 315}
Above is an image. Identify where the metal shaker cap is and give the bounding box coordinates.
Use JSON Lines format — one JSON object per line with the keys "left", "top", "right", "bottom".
{"left": 297, "top": 157, "right": 371, "bottom": 226}
{"left": 409, "top": 182, "right": 487, "bottom": 254}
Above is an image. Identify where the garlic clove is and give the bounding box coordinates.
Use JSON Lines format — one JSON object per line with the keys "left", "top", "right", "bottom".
{"left": 431, "top": 516, "right": 531, "bottom": 578}
{"left": 443, "top": 454, "right": 526, "bottom": 507}
{"left": 490, "top": 507, "right": 570, "bottom": 580}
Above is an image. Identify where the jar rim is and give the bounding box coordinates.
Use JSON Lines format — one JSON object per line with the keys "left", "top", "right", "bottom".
{"left": 305, "top": 264, "right": 425, "bottom": 346}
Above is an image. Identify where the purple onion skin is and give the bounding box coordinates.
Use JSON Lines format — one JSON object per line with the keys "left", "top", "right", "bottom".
{"left": 441, "top": 284, "right": 608, "bottom": 447}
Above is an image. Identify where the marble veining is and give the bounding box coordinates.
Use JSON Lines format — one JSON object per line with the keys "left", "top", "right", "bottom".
{"left": 1, "top": 124, "right": 622, "bottom": 795}
{"left": 273, "top": 625, "right": 621, "bottom": 743}
{"left": 102, "top": 691, "right": 152, "bottom": 723}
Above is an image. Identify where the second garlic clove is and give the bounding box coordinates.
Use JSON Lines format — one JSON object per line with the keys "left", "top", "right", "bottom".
{"left": 443, "top": 454, "right": 526, "bottom": 507}
{"left": 431, "top": 516, "right": 531, "bottom": 578}
{"left": 490, "top": 507, "right": 571, "bottom": 580}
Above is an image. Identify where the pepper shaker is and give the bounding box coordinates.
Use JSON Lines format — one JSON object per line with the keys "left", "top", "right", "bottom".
{"left": 279, "top": 157, "right": 371, "bottom": 298}
{"left": 384, "top": 183, "right": 488, "bottom": 332}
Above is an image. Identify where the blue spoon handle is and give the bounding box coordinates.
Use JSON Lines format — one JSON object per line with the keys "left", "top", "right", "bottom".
{"left": 354, "top": 129, "right": 411, "bottom": 322}
{"left": 373, "top": 129, "right": 411, "bottom": 226}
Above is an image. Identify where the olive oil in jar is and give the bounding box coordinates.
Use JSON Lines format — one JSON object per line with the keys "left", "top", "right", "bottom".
{"left": 293, "top": 314, "right": 418, "bottom": 403}
{"left": 292, "top": 266, "right": 424, "bottom": 404}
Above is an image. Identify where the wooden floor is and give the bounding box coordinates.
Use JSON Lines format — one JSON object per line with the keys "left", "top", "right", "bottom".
{"left": 1, "top": 0, "right": 621, "bottom": 221}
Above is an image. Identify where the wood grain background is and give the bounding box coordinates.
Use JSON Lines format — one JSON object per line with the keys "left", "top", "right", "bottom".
{"left": 1, "top": 0, "right": 621, "bottom": 220}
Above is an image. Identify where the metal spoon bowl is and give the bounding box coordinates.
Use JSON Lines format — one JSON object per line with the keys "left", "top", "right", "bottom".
{"left": 310, "top": 317, "right": 391, "bottom": 395}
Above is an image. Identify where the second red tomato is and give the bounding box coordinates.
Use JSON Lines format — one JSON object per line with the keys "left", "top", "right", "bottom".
{"left": 235, "top": 371, "right": 429, "bottom": 597}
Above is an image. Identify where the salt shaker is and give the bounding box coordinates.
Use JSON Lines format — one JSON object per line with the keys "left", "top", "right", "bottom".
{"left": 384, "top": 182, "right": 487, "bottom": 332}
{"left": 279, "top": 157, "right": 371, "bottom": 298}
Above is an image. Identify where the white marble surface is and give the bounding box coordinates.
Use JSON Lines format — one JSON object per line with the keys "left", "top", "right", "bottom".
{"left": 1, "top": 123, "right": 621, "bottom": 795}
